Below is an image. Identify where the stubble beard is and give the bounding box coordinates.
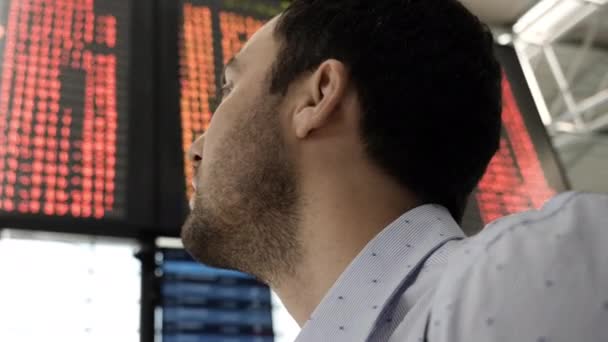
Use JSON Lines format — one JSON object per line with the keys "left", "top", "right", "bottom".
{"left": 181, "top": 97, "right": 301, "bottom": 286}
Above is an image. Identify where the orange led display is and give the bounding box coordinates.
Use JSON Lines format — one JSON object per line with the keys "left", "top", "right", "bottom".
{"left": 180, "top": 4, "right": 215, "bottom": 199}
{"left": 0, "top": 0, "right": 128, "bottom": 219}
{"left": 476, "top": 76, "right": 557, "bottom": 223}
{"left": 218, "top": 12, "right": 264, "bottom": 66}
{"left": 179, "top": 3, "right": 266, "bottom": 199}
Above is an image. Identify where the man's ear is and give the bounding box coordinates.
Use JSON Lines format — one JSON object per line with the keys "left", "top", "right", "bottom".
{"left": 293, "top": 60, "right": 348, "bottom": 139}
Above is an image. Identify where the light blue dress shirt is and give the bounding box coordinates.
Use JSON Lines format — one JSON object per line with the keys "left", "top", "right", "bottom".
{"left": 295, "top": 192, "right": 608, "bottom": 342}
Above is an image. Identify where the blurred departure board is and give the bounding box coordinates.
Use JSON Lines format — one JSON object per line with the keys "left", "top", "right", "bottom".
{"left": 179, "top": 0, "right": 285, "bottom": 199}
{"left": 462, "top": 45, "right": 569, "bottom": 234}
{"left": 475, "top": 76, "right": 556, "bottom": 223}
{"left": 157, "top": 248, "right": 274, "bottom": 342}
{"left": 0, "top": 0, "right": 130, "bottom": 219}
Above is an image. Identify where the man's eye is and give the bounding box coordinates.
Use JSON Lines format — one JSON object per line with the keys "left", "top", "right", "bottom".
{"left": 221, "top": 83, "right": 233, "bottom": 99}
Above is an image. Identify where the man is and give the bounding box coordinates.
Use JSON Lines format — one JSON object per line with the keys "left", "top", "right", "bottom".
{"left": 182, "top": 0, "right": 608, "bottom": 341}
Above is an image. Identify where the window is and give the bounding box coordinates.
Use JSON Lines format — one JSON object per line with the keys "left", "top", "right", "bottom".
{"left": 0, "top": 230, "right": 141, "bottom": 342}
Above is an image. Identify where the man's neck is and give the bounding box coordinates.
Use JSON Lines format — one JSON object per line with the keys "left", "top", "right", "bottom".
{"left": 273, "top": 169, "right": 417, "bottom": 326}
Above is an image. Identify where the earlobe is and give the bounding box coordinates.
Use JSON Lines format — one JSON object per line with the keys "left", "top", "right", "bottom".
{"left": 294, "top": 107, "right": 316, "bottom": 139}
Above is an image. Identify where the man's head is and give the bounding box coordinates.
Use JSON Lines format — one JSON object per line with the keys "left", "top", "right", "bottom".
{"left": 182, "top": 0, "right": 502, "bottom": 284}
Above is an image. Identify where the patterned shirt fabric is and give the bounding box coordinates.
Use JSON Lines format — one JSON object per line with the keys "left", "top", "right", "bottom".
{"left": 295, "top": 192, "right": 608, "bottom": 342}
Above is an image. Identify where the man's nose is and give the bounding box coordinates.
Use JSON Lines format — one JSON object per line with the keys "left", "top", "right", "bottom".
{"left": 188, "top": 133, "right": 205, "bottom": 169}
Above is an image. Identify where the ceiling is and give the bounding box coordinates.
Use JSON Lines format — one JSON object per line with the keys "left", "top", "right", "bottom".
{"left": 460, "top": 0, "right": 608, "bottom": 193}
{"left": 459, "top": 0, "right": 539, "bottom": 25}
{"left": 461, "top": 0, "right": 608, "bottom": 47}
{"left": 528, "top": 42, "right": 608, "bottom": 192}
{"left": 564, "top": 6, "right": 608, "bottom": 48}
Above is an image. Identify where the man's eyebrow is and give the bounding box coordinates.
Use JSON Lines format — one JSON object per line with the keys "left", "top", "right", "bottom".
{"left": 221, "top": 56, "right": 238, "bottom": 85}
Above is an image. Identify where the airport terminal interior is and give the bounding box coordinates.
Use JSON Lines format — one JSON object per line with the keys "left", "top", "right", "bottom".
{"left": 0, "top": 0, "right": 606, "bottom": 341}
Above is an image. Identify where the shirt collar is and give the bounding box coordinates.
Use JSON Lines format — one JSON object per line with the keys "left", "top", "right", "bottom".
{"left": 296, "top": 204, "right": 465, "bottom": 342}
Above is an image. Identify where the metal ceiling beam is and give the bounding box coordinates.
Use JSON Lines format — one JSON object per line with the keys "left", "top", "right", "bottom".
{"left": 513, "top": 0, "right": 608, "bottom": 135}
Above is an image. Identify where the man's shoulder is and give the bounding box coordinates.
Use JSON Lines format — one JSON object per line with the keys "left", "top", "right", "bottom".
{"left": 469, "top": 191, "right": 607, "bottom": 257}
{"left": 448, "top": 191, "right": 608, "bottom": 280}
{"left": 426, "top": 192, "right": 608, "bottom": 341}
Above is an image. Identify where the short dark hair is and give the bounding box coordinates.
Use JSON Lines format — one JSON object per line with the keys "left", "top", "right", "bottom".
{"left": 271, "top": 0, "right": 502, "bottom": 222}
